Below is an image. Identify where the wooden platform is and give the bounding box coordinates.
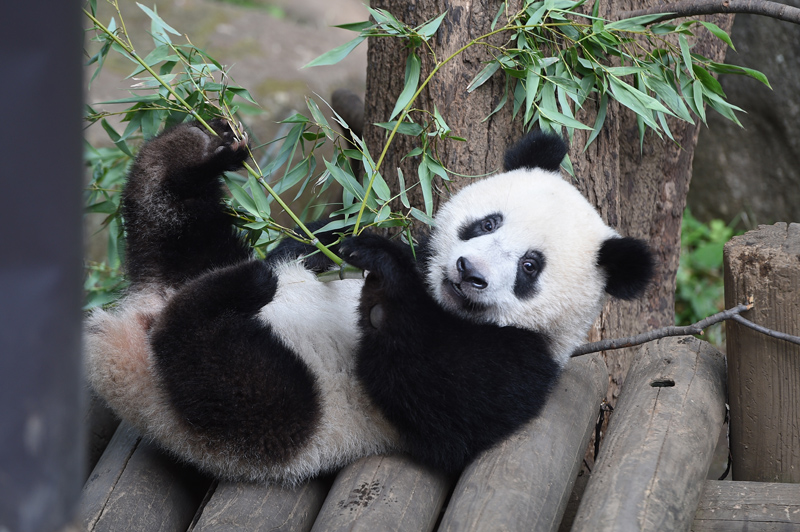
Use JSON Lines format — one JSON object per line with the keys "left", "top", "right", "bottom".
{"left": 79, "top": 338, "right": 800, "bottom": 531}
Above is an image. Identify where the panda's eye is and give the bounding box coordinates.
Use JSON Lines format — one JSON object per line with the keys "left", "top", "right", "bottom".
{"left": 519, "top": 251, "right": 545, "bottom": 276}
{"left": 458, "top": 213, "right": 503, "bottom": 240}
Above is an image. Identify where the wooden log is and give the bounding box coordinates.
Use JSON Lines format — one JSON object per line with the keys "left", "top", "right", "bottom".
{"left": 724, "top": 222, "right": 800, "bottom": 482}
{"left": 84, "top": 393, "right": 120, "bottom": 479}
{"left": 309, "top": 454, "right": 452, "bottom": 532}
{"left": 571, "top": 337, "right": 727, "bottom": 532}
{"left": 191, "top": 478, "right": 330, "bottom": 532}
{"left": 80, "top": 421, "right": 210, "bottom": 532}
{"left": 437, "top": 354, "right": 607, "bottom": 532}
{"left": 692, "top": 480, "right": 800, "bottom": 531}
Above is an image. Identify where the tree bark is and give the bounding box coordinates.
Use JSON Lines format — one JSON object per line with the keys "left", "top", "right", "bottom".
{"left": 363, "top": 0, "right": 733, "bottom": 435}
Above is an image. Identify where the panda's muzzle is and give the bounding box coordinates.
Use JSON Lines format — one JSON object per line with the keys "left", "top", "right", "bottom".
{"left": 456, "top": 257, "right": 487, "bottom": 290}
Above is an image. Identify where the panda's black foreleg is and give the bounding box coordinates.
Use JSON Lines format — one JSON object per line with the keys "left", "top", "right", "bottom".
{"left": 121, "top": 119, "right": 252, "bottom": 287}
{"left": 340, "top": 234, "right": 562, "bottom": 473}
{"left": 149, "top": 258, "right": 322, "bottom": 464}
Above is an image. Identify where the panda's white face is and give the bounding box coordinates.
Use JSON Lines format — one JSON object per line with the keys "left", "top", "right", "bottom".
{"left": 426, "top": 168, "right": 618, "bottom": 363}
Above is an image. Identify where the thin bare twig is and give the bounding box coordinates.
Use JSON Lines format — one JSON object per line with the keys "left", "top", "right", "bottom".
{"left": 571, "top": 303, "right": 752, "bottom": 358}
{"left": 619, "top": 0, "right": 800, "bottom": 26}
{"left": 730, "top": 314, "right": 800, "bottom": 345}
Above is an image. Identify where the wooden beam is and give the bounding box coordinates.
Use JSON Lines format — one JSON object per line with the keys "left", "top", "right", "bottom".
{"left": 80, "top": 421, "right": 210, "bottom": 532}
{"left": 309, "top": 454, "right": 452, "bottom": 531}
{"left": 724, "top": 222, "right": 800, "bottom": 482}
{"left": 191, "top": 479, "right": 330, "bottom": 531}
{"left": 437, "top": 354, "right": 607, "bottom": 532}
{"left": 693, "top": 480, "right": 800, "bottom": 531}
{"left": 571, "top": 337, "right": 727, "bottom": 531}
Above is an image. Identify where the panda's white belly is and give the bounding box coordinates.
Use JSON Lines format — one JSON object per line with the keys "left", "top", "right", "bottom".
{"left": 257, "top": 260, "right": 400, "bottom": 482}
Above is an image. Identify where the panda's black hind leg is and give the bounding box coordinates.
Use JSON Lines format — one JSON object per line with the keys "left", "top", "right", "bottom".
{"left": 150, "top": 258, "right": 323, "bottom": 465}
{"left": 121, "top": 119, "right": 252, "bottom": 286}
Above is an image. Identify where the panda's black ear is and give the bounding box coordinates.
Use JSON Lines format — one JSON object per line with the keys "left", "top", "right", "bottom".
{"left": 504, "top": 130, "right": 568, "bottom": 172}
{"left": 598, "top": 237, "right": 654, "bottom": 300}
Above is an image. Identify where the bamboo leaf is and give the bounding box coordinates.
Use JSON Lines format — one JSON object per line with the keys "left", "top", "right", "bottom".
{"left": 226, "top": 179, "right": 259, "bottom": 217}
{"left": 699, "top": 21, "right": 734, "bottom": 50}
{"left": 692, "top": 79, "right": 706, "bottom": 123}
{"left": 304, "top": 35, "right": 366, "bottom": 68}
{"left": 374, "top": 121, "right": 425, "bottom": 136}
{"left": 248, "top": 176, "right": 272, "bottom": 215}
{"left": 410, "top": 207, "right": 436, "bottom": 227}
{"left": 417, "top": 12, "right": 447, "bottom": 39}
{"left": 679, "top": 35, "right": 694, "bottom": 79}
{"left": 467, "top": 61, "right": 501, "bottom": 93}
{"left": 390, "top": 52, "right": 421, "bottom": 120}
{"left": 583, "top": 91, "right": 607, "bottom": 151}
{"left": 606, "top": 13, "right": 671, "bottom": 31}
{"left": 397, "top": 167, "right": 411, "bottom": 209}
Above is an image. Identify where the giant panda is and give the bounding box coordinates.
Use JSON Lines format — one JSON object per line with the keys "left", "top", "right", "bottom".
{"left": 85, "top": 119, "right": 653, "bottom": 485}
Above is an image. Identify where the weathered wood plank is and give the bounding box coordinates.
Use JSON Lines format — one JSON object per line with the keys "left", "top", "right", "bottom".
{"left": 310, "top": 454, "right": 452, "bottom": 532}
{"left": 724, "top": 222, "right": 800, "bottom": 482}
{"left": 571, "top": 337, "right": 727, "bottom": 532}
{"left": 84, "top": 393, "right": 120, "bottom": 479}
{"left": 438, "top": 354, "right": 607, "bottom": 532}
{"left": 192, "top": 478, "right": 330, "bottom": 532}
{"left": 80, "top": 420, "right": 210, "bottom": 532}
{"left": 692, "top": 480, "right": 800, "bottom": 532}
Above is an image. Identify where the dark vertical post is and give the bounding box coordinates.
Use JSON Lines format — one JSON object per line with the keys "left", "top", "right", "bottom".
{"left": 724, "top": 222, "right": 800, "bottom": 482}
{"left": 0, "top": 2, "right": 85, "bottom": 531}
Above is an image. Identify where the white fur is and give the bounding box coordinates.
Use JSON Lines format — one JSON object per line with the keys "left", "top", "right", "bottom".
{"left": 426, "top": 168, "right": 617, "bottom": 364}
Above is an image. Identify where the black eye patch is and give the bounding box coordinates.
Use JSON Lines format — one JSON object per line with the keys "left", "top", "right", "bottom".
{"left": 458, "top": 213, "right": 504, "bottom": 241}
{"left": 514, "top": 250, "right": 545, "bottom": 299}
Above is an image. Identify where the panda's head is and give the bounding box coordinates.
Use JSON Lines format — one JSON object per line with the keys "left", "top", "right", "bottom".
{"left": 425, "top": 131, "right": 653, "bottom": 364}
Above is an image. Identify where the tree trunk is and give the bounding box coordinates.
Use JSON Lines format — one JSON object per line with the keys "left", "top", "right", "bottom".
{"left": 364, "top": 0, "right": 733, "bottom": 438}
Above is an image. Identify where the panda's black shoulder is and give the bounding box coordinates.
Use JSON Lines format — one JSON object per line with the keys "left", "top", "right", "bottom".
{"left": 503, "top": 130, "right": 567, "bottom": 172}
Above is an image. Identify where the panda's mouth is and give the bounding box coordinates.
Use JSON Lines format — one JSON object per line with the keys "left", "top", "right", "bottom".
{"left": 443, "top": 280, "right": 490, "bottom": 313}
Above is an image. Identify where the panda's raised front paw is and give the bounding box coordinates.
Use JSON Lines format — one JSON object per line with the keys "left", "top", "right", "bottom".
{"left": 339, "top": 234, "right": 414, "bottom": 280}
{"left": 201, "top": 118, "right": 250, "bottom": 169}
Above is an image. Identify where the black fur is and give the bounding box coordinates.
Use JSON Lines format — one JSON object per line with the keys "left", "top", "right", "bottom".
{"left": 597, "top": 237, "right": 654, "bottom": 300}
{"left": 121, "top": 119, "right": 252, "bottom": 287}
{"left": 265, "top": 220, "right": 342, "bottom": 273}
{"left": 503, "top": 130, "right": 567, "bottom": 172}
{"left": 340, "top": 235, "right": 561, "bottom": 472}
{"left": 150, "top": 259, "right": 322, "bottom": 464}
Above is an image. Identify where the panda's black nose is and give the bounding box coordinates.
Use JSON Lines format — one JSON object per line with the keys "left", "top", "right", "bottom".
{"left": 457, "top": 257, "right": 488, "bottom": 289}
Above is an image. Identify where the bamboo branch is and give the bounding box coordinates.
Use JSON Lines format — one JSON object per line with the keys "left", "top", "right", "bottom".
{"left": 571, "top": 303, "right": 752, "bottom": 357}
{"left": 619, "top": 0, "right": 800, "bottom": 25}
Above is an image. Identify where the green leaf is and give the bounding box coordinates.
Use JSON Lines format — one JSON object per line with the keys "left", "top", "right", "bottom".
{"left": 693, "top": 65, "right": 725, "bottom": 97}
{"left": 417, "top": 157, "right": 434, "bottom": 216}
{"left": 304, "top": 35, "right": 366, "bottom": 68}
{"left": 606, "top": 13, "right": 671, "bottom": 31}
{"left": 374, "top": 121, "right": 425, "bottom": 136}
{"left": 325, "top": 160, "right": 364, "bottom": 199}
{"left": 608, "top": 77, "right": 659, "bottom": 130}
{"left": 390, "top": 52, "right": 421, "bottom": 120}
{"left": 334, "top": 20, "right": 374, "bottom": 32}
{"left": 679, "top": 35, "right": 694, "bottom": 79}
{"left": 491, "top": 2, "right": 507, "bottom": 30}
{"left": 583, "top": 91, "right": 607, "bottom": 151}
{"left": 699, "top": 21, "right": 734, "bottom": 50}
{"left": 707, "top": 62, "right": 771, "bottom": 89}
{"left": 467, "top": 61, "right": 501, "bottom": 93}
{"left": 137, "top": 3, "right": 181, "bottom": 45}
{"left": 410, "top": 207, "right": 436, "bottom": 227}
{"left": 692, "top": 79, "right": 707, "bottom": 123}
{"left": 248, "top": 176, "right": 272, "bottom": 216}
{"left": 100, "top": 119, "right": 133, "bottom": 157}
{"left": 227, "top": 179, "right": 259, "bottom": 217}
{"left": 524, "top": 67, "right": 541, "bottom": 123}
{"left": 417, "top": 12, "right": 447, "bottom": 39}
{"left": 538, "top": 105, "right": 592, "bottom": 130}
{"left": 397, "top": 167, "right": 411, "bottom": 209}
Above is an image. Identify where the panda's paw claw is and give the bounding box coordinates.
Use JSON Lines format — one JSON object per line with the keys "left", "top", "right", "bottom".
{"left": 202, "top": 118, "right": 249, "bottom": 167}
